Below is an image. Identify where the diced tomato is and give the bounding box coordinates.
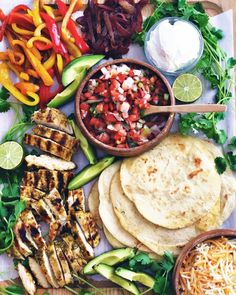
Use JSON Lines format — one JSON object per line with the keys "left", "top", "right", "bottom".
{"left": 113, "top": 133, "right": 126, "bottom": 144}
{"left": 90, "top": 118, "right": 105, "bottom": 130}
{"left": 116, "top": 74, "right": 126, "bottom": 83}
{"left": 97, "top": 132, "right": 110, "bottom": 144}
{"left": 128, "top": 114, "right": 140, "bottom": 122}
{"left": 104, "top": 113, "right": 117, "bottom": 123}
{"left": 128, "top": 130, "right": 141, "bottom": 142}
{"left": 95, "top": 82, "right": 106, "bottom": 93}
{"left": 96, "top": 103, "right": 104, "bottom": 113}
{"left": 80, "top": 103, "right": 90, "bottom": 119}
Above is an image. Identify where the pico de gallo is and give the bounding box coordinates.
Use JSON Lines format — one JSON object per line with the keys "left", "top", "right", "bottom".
{"left": 80, "top": 63, "right": 170, "bottom": 148}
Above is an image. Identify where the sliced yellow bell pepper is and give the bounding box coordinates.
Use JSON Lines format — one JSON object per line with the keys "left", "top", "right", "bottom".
{"left": 34, "top": 23, "right": 46, "bottom": 37}
{"left": 64, "top": 39, "right": 81, "bottom": 58}
{"left": 19, "top": 72, "right": 30, "bottom": 81}
{"left": 61, "top": 0, "right": 77, "bottom": 42}
{"left": 43, "top": 5, "right": 55, "bottom": 19}
{"left": 12, "top": 40, "right": 53, "bottom": 86}
{"left": 26, "top": 69, "right": 39, "bottom": 79}
{"left": 6, "top": 49, "right": 25, "bottom": 66}
{"left": 27, "top": 36, "right": 52, "bottom": 49}
{"left": 56, "top": 54, "right": 63, "bottom": 75}
{"left": 6, "top": 62, "right": 22, "bottom": 78}
{"left": 0, "top": 63, "right": 39, "bottom": 106}
{"left": 0, "top": 52, "right": 8, "bottom": 61}
{"left": 43, "top": 51, "right": 56, "bottom": 70}
{"left": 11, "top": 23, "right": 34, "bottom": 36}
{"left": 32, "top": 0, "right": 43, "bottom": 27}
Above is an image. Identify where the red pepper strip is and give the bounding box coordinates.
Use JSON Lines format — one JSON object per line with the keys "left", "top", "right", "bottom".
{"left": 11, "top": 5, "right": 29, "bottom": 14}
{"left": 0, "top": 9, "right": 6, "bottom": 22}
{"left": 34, "top": 41, "right": 52, "bottom": 51}
{"left": 56, "top": 0, "right": 90, "bottom": 54}
{"left": 0, "top": 15, "right": 9, "bottom": 41}
{"left": 40, "top": 12, "right": 70, "bottom": 63}
{"left": 39, "top": 68, "right": 63, "bottom": 108}
{"left": 8, "top": 13, "right": 34, "bottom": 30}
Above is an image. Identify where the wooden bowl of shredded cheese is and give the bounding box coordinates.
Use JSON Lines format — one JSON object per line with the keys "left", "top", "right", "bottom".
{"left": 173, "top": 229, "right": 236, "bottom": 295}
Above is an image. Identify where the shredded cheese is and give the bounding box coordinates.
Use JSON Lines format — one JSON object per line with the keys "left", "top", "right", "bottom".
{"left": 179, "top": 237, "right": 236, "bottom": 295}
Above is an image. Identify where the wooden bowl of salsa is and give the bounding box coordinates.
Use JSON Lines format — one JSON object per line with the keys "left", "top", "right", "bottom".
{"left": 75, "top": 58, "right": 175, "bottom": 157}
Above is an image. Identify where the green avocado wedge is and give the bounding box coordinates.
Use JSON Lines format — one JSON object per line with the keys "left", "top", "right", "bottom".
{"left": 83, "top": 248, "right": 135, "bottom": 275}
{"left": 62, "top": 55, "right": 105, "bottom": 86}
{"left": 115, "top": 267, "right": 155, "bottom": 288}
{"left": 94, "top": 264, "right": 140, "bottom": 295}
{"left": 47, "top": 68, "right": 86, "bottom": 108}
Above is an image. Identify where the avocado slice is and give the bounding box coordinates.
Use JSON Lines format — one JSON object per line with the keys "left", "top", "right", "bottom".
{"left": 48, "top": 68, "right": 87, "bottom": 108}
{"left": 83, "top": 248, "right": 135, "bottom": 275}
{"left": 115, "top": 267, "right": 155, "bottom": 288}
{"left": 95, "top": 264, "right": 140, "bottom": 295}
{"left": 62, "top": 55, "right": 105, "bottom": 87}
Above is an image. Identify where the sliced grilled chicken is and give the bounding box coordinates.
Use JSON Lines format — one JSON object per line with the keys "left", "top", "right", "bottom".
{"left": 32, "top": 107, "right": 73, "bottom": 135}
{"left": 24, "top": 134, "right": 73, "bottom": 161}
{"left": 44, "top": 188, "right": 67, "bottom": 225}
{"left": 9, "top": 244, "right": 24, "bottom": 260}
{"left": 72, "top": 211, "right": 100, "bottom": 248}
{"left": 13, "top": 219, "right": 32, "bottom": 257}
{"left": 54, "top": 240, "right": 72, "bottom": 284}
{"left": 30, "top": 199, "right": 60, "bottom": 241}
{"left": 17, "top": 263, "right": 36, "bottom": 295}
{"left": 23, "top": 169, "right": 73, "bottom": 192}
{"left": 67, "top": 188, "right": 85, "bottom": 212}
{"left": 36, "top": 249, "right": 59, "bottom": 288}
{"left": 70, "top": 221, "right": 94, "bottom": 259}
{"left": 62, "top": 235, "right": 87, "bottom": 272}
{"left": 20, "top": 210, "right": 46, "bottom": 249}
{"left": 33, "top": 125, "right": 78, "bottom": 150}
{"left": 47, "top": 242, "right": 65, "bottom": 287}
{"left": 20, "top": 186, "right": 46, "bottom": 201}
{"left": 29, "top": 257, "right": 51, "bottom": 289}
{"left": 25, "top": 154, "right": 76, "bottom": 171}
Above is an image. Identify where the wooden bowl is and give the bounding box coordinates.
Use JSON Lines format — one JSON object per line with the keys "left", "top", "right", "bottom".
{"left": 75, "top": 58, "right": 175, "bottom": 157}
{"left": 173, "top": 229, "right": 236, "bottom": 294}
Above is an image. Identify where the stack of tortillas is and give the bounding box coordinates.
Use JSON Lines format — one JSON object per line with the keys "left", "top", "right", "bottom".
{"left": 89, "top": 134, "right": 236, "bottom": 256}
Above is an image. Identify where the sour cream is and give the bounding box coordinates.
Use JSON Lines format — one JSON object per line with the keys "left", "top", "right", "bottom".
{"left": 145, "top": 18, "right": 203, "bottom": 73}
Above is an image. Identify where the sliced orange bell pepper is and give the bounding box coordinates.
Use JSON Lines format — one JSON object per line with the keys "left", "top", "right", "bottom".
{"left": 12, "top": 40, "right": 53, "bottom": 86}
{"left": 26, "top": 69, "right": 39, "bottom": 79}
{"left": 15, "top": 82, "right": 39, "bottom": 95}
{"left": 0, "top": 62, "right": 39, "bottom": 106}
{"left": 6, "top": 62, "right": 22, "bottom": 78}
{"left": 19, "top": 72, "right": 30, "bottom": 81}
{"left": 6, "top": 49, "right": 25, "bottom": 65}
{"left": 0, "top": 52, "right": 8, "bottom": 61}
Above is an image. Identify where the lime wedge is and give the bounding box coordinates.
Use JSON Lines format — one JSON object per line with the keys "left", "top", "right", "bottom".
{"left": 172, "top": 74, "right": 202, "bottom": 102}
{"left": 0, "top": 141, "right": 24, "bottom": 170}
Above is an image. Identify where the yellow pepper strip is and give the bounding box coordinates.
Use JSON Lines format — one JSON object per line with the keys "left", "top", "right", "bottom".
{"left": 56, "top": 54, "right": 63, "bottom": 75}
{"left": 27, "top": 91, "right": 40, "bottom": 106}
{"left": 64, "top": 39, "right": 81, "bottom": 58}
{"left": 0, "top": 63, "right": 39, "bottom": 106}
{"left": 27, "top": 9, "right": 33, "bottom": 17}
{"left": 61, "top": 0, "right": 77, "bottom": 42}
{"left": 12, "top": 40, "right": 54, "bottom": 86}
{"left": 0, "top": 52, "right": 8, "bottom": 61}
{"left": 15, "top": 82, "right": 39, "bottom": 95}
{"left": 5, "top": 31, "right": 20, "bottom": 50}
{"left": 27, "top": 36, "right": 52, "bottom": 49}
{"left": 7, "top": 49, "right": 25, "bottom": 66}
{"left": 6, "top": 62, "right": 22, "bottom": 78}
{"left": 32, "top": 0, "right": 43, "bottom": 27}
{"left": 19, "top": 72, "right": 30, "bottom": 81}
{"left": 11, "top": 23, "right": 34, "bottom": 36}
{"left": 26, "top": 69, "right": 39, "bottom": 79}
{"left": 34, "top": 23, "right": 46, "bottom": 37}
{"left": 43, "top": 5, "right": 55, "bottom": 19}
{"left": 43, "top": 51, "right": 56, "bottom": 70}
{"left": 29, "top": 46, "right": 42, "bottom": 61}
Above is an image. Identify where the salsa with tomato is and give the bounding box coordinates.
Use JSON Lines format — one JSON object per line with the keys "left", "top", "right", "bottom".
{"left": 80, "top": 64, "right": 170, "bottom": 148}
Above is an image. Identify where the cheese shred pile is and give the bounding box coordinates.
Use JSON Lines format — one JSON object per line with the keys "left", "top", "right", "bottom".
{"left": 179, "top": 237, "right": 236, "bottom": 295}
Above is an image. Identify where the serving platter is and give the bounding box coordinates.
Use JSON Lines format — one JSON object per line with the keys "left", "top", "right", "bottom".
{"left": 0, "top": 0, "right": 235, "bottom": 294}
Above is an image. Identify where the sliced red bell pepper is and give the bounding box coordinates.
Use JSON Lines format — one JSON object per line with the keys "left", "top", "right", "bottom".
{"left": 11, "top": 5, "right": 29, "bottom": 14}
{"left": 8, "top": 13, "right": 34, "bottom": 30}
{"left": 34, "top": 40, "right": 52, "bottom": 51}
{"left": 56, "top": 0, "right": 90, "bottom": 54}
{"left": 40, "top": 12, "right": 70, "bottom": 63}
{"left": 0, "top": 15, "right": 9, "bottom": 41}
{"left": 0, "top": 9, "right": 6, "bottom": 22}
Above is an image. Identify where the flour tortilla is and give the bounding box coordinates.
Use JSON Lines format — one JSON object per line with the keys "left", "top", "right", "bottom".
{"left": 98, "top": 161, "right": 152, "bottom": 252}
{"left": 103, "top": 226, "right": 125, "bottom": 249}
{"left": 120, "top": 134, "right": 221, "bottom": 229}
{"left": 110, "top": 172, "right": 200, "bottom": 256}
{"left": 88, "top": 181, "right": 102, "bottom": 229}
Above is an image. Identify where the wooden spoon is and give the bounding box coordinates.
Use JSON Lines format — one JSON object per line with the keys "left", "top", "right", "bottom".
{"left": 144, "top": 104, "right": 227, "bottom": 116}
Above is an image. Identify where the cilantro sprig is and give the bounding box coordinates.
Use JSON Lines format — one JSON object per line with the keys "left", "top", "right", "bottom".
{"left": 0, "top": 283, "right": 24, "bottom": 295}
{"left": 0, "top": 87, "right": 11, "bottom": 113}
{"left": 215, "top": 136, "right": 236, "bottom": 174}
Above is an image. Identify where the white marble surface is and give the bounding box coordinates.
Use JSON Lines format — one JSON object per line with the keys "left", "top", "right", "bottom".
{"left": 0, "top": 0, "right": 235, "bottom": 281}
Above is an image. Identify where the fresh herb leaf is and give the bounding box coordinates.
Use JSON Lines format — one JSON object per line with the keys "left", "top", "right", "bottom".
{"left": 129, "top": 252, "right": 152, "bottom": 271}
{"left": 227, "top": 57, "right": 236, "bottom": 69}
{"left": 214, "top": 129, "right": 227, "bottom": 144}
{"left": 215, "top": 157, "right": 227, "bottom": 174}
{"left": 0, "top": 99, "right": 11, "bottom": 113}
{"left": 228, "top": 136, "right": 236, "bottom": 150}
{"left": 0, "top": 284, "right": 24, "bottom": 295}
{"left": 0, "top": 86, "right": 10, "bottom": 101}
{"left": 226, "top": 152, "right": 236, "bottom": 171}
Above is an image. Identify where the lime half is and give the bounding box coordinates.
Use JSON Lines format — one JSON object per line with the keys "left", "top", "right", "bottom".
{"left": 172, "top": 74, "right": 202, "bottom": 102}
{"left": 0, "top": 141, "right": 24, "bottom": 170}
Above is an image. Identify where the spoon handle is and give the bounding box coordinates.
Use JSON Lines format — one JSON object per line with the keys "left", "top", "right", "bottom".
{"left": 144, "top": 104, "right": 227, "bottom": 116}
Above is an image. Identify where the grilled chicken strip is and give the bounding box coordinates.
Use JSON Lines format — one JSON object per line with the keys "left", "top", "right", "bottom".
{"left": 20, "top": 186, "right": 46, "bottom": 201}
{"left": 13, "top": 219, "right": 32, "bottom": 257}
{"left": 20, "top": 210, "right": 46, "bottom": 249}
{"left": 25, "top": 154, "right": 76, "bottom": 171}
{"left": 29, "top": 257, "right": 51, "bottom": 289}
{"left": 67, "top": 188, "right": 86, "bottom": 212}
{"left": 17, "top": 263, "right": 36, "bottom": 295}
{"left": 23, "top": 169, "right": 73, "bottom": 192}
{"left": 47, "top": 242, "right": 65, "bottom": 287}
{"left": 33, "top": 125, "right": 78, "bottom": 150}
{"left": 31, "top": 107, "right": 73, "bottom": 135}
{"left": 73, "top": 211, "right": 100, "bottom": 248}
{"left": 44, "top": 188, "right": 67, "bottom": 225}
{"left": 9, "top": 244, "right": 24, "bottom": 260}
{"left": 54, "top": 240, "right": 72, "bottom": 284}
{"left": 36, "top": 249, "right": 59, "bottom": 288}
{"left": 24, "top": 134, "right": 73, "bottom": 161}
{"left": 62, "top": 235, "right": 87, "bottom": 273}
{"left": 70, "top": 221, "right": 94, "bottom": 259}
